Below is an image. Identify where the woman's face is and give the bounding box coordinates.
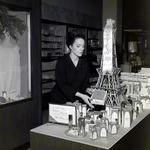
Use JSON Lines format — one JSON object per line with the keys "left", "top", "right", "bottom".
{"left": 69, "top": 38, "right": 85, "bottom": 57}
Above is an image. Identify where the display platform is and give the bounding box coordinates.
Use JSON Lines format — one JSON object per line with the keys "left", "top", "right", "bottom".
{"left": 30, "top": 109, "right": 150, "bottom": 150}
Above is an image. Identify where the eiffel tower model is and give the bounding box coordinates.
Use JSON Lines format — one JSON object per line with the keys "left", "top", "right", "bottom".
{"left": 91, "top": 19, "right": 127, "bottom": 106}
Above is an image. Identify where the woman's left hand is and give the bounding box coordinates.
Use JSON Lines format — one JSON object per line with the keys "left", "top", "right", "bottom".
{"left": 81, "top": 94, "right": 94, "bottom": 109}
{"left": 75, "top": 92, "right": 94, "bottom": 109}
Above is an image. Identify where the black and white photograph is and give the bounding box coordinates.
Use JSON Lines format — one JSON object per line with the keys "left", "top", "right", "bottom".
{"left": 0, "top": 0, "right": 150, "bottom": 150}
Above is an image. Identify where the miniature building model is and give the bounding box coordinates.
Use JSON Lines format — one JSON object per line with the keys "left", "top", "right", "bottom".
{"left": 122, "top": 108, "right": 132, "bottom": 128}
{"left": 108, "top": 122, "right": 118, "bottom": 134}
{"left": 99, "top": 124, "right": 108, "bottom": 137}
{"left": 133, "top": 110, "right": 137, "bottom": 120}
{"left": 91, "top": 19, "right": 127, "bottom": 106}
{"left": 141, "top": 98, "right": 150, "bottom": 109}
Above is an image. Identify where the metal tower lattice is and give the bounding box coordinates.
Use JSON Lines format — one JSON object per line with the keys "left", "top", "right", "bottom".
{"left": 91, "top": 19, "right": 127, "bottom": 106}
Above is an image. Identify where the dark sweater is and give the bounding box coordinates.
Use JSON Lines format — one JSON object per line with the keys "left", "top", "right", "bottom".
{"left": 50, "top": 54, "right": 90, "bottom": 104}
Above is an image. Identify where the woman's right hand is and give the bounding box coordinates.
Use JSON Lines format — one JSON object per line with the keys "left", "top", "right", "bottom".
{"left": 86, "top": 87, "right": 95, "bottom": 95}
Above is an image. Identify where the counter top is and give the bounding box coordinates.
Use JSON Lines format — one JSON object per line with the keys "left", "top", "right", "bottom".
{"left": 31, "top": 109, "right": 150, "bottom": 150}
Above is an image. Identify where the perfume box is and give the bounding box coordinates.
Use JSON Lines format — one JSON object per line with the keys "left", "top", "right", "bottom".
{"left": 91, "top": 89, "right": 107, "bottom": 105}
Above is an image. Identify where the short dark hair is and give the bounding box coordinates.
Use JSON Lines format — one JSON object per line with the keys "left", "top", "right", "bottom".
{"left": 66, "top": 29, "right": 85, "bottom": 49}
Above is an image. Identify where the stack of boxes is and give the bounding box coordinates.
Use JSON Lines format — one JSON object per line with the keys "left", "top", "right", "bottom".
{"left": 120, "top": 68, "right": 150, "bottom": 109}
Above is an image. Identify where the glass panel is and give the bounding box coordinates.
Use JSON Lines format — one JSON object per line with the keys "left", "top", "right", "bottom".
{"left": 0, "top": 6, "right": 31, "bottom": 104}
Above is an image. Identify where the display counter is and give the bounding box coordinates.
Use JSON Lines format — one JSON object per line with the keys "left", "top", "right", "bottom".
{"left": 30, "top": 109, "right": 150, "bottom": 150}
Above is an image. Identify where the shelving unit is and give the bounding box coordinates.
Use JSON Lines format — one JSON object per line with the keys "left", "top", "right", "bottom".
{"left": 41, "top": 21, "right": 66, "bottom": 107}
{"left": 87, "top": 29, "right": 102, "bottom": 85}
{"left": 87, "top": 30, "right": 102, "bottom": 54}
{"left": 124, "top": 30, "right": 150, "bottom": 72}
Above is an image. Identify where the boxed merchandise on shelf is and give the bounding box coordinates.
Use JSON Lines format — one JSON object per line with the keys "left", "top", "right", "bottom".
{"left": 42, "top": 61, "right": 57, "bottom": 70}
{"left": 42, "top": 72, "right": 55, "bottom": 80}
{"left": 120, "top": 69, "right": 150, "bottom": 109}
{"left": 42, "top": 82, "right": 55, "bottom": 94}
{"left": 42, "top": 71, "right": 55, "bottom": 80}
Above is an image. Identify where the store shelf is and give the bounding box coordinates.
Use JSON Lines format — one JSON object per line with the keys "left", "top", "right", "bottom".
{"left": 42, "top": 69, "right": 55, "bottom": 72}
{"left": 87, "top": 29, "right": 102, "bottom": 55}
{"left": 41, "top": 21, "right": 66, "bottom": 108}
{"left": 42, "top": 56, "right": 62, "bottom": 62}
{"left": 42, "top": 79, "right": 56, "bottom": 84}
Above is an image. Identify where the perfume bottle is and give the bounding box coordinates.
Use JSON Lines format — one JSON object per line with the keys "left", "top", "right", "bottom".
{"left": 82, "top": 104, "right": 87, "bottom": 117}
{"left": 85, "top": 115, "right": 91, "bottom": 132}
{"left": 76, "top": 103, "right": 82, "bottom": 124}
{"left": 68, "top": 114, "right": 73, "bottom": 130}
{"left": 78, "top": 112, "right": 85, "bottom": 136}
{"left": 89, "top": 120, "right": 95, "bottom": 132}
{"left": 96, "top": 116, "right": 101, "bottom": 127}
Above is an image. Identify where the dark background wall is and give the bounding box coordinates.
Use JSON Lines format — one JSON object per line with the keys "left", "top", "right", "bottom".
{"left": 41, "top": 0, "right": 103, "bottom": 29}
{"left": 123, "top": 0, "right": 150, "bottom": 30}
{"left": 42, "top": 0, "right": 102, "bottom": 18}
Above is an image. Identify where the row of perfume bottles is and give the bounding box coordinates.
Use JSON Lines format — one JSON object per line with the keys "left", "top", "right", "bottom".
{"left": 41, "top": 42, "right": 62, "bottom": 49}
{"left": 42, "top": 50, "right": 63, "bottom": 57}
{"left": 42, "top": 35, "right": 63, "bottom": 43}
{"left": 42, "top": 61, "right": 57, "bottom": 70}
{"left": 68, "top": 110, "right": 119, "bottom": 140}
{"left": 88, "top": 39, "right": 100, "bottom": 47}
{"left": 41, "top": 28, "right": 62, "bottom": 36}
{"left": 42, "top": 71, "right": 55, "bottom": 80}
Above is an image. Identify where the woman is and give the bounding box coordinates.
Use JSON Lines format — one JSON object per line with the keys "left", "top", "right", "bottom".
{"left": 50, "top": 30, "right": 94, "bottom": 108}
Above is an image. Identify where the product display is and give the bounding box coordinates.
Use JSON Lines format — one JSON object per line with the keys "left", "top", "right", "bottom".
{"left": 63, "top": 19, "right": 150, "bottom": 141}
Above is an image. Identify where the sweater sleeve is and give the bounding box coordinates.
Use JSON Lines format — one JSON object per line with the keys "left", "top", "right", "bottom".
{"left": 55, "top": 59, "right": 77, "bottom": 102}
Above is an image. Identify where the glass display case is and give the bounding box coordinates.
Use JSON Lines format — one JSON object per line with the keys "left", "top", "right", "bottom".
{"left": 0, "top": 6, "right": 31, "bottom": 104}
